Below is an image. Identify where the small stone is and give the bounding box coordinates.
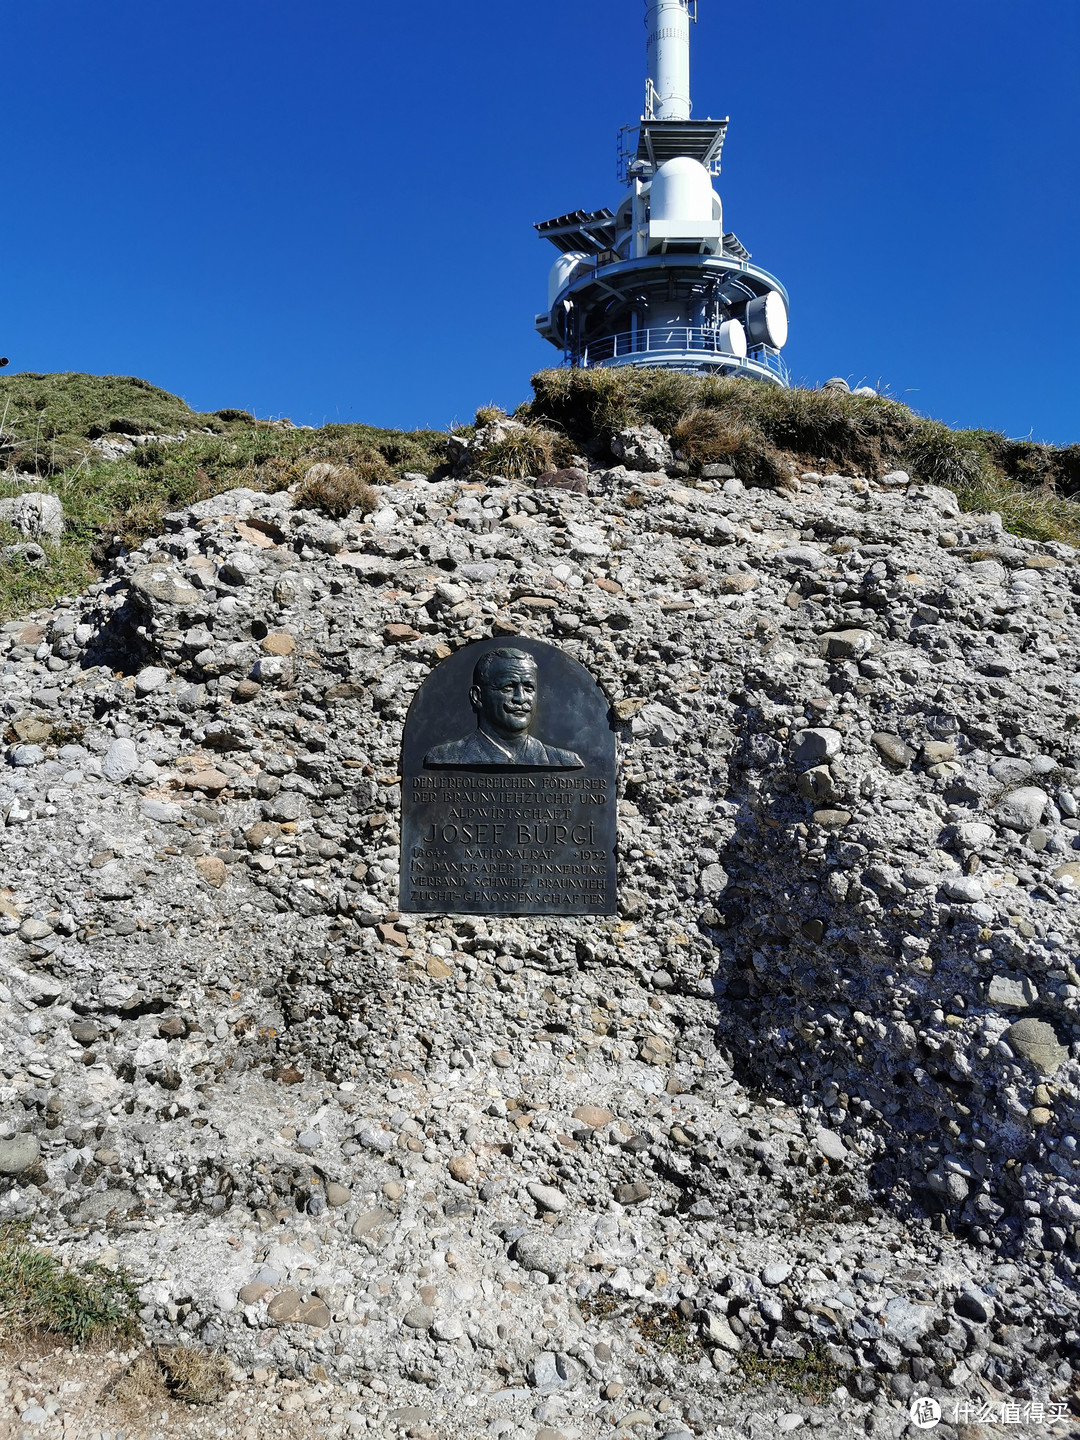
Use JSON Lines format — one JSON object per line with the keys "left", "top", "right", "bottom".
{"left": 927, "top": 1167, "right": 970, "bottom": 1205}
{"left": 426, "top": 955, "right": 452, "bottom": 979}
{"left": 94, "top": 1149, "right": 120, "bottom": 1166}
{"left": 1028, "top": 1106, "right": 1053, "bottom": 1126}
{"left": 819, "top": 629, "right": 875, "bottom": 660}
{"left": 492, "top": 1049, "right": 513, "bottom": 1068}
{"left": 296, "top": 1299, "right": 331, "bottom": 1327}
{"left": 762, "top": 1262, "right": 792, "bottom": 1286}
{"left": 704, "top": 1313, "right": 742, "bottom": 1352}
{"left": 432, "top": 1313, "right": 464, "bottom": 1342}
{"left": 384, "top": 623, "right": 420, "bottom": 644}
{"left": 923, "top": 740, "right": 957, "bottom": 763}
{"left": 815, "top": 1128, "right": 847, "bottom": 1163}
{"left": 515, "top": 1232, "right": 569, "bottom": 1278}
{"left": 134, "top": 665, "right": 169, "bottom": 695}
{"left": 614, "top": 1181, "right": 651, "bottom": 1206}
{"left": 0, "top": 1134, "right": 39, "bottom": 1174}
{"left": 1003, "top": 1018, "right": 1069, "bottom": 1075}
{"left": 954, "top": 1287, "right": 994, "bottom": 1325}
{"left": 185, "top": 767, "right": 230, "bottom": 792}
{"left": 261, "top": 633, "right": 296, "bottom": 655}
{"left": 996, "top": 786, "right": 1048, "bottom": 832}
{"left": 352, "top": 1208, "right": 393, "bottom": 1236}
{"left": 325, "top": 1182, "right": 351, "bottom": 1207}
{"left": 942, "top": 876, "right": 985, "bottom": 903}
{"left": 872, "top": 732, "right": 916, "bottom": 768}
{"left": 527, "top": 1181, "right": 567, "bottom": 1213}
{"left": 639, "top": 1035, "right": 672, "bottom": 1066}
{"left": 383, "top": 1180, "right": 405, "bottom": 1201}
{"left": 194, "top": 856, "right": 227, "bottom": 888}
{"left": 613, "top": 697, "right": 647, "bottom": 721}
{"left": 716, "top": 572, "right": 758, "bottom": 594}
{"left": 811, "top": 809, "right": 851, "bottom": 828}
{"left": 239, "top": 1283, "right": 271, "bottom": 1306}
{"left": 102, "top": 738, "right": 138, "bottom": 782}
{"left": 403, "top": 1305, "right": 434, "bottom": 1330}
{"left": 448, "top": 1154, "right": 475, "bottom": 1183}
{"left": 528, "top": 1351, "right": 578, "bottom": 1394}
{"left": 572, "top": 1105, "right": 614, "bottom": 1128}
{"left": 988, "top": 974, "right": 1036, "bottom": 1009}
{"left": 232, "top": 679, "right": 261, "bottom": 701}
{"left": 17, "top": 918, "right": 53, "bottom": 942}
{"left": 791, "top": 728, "right": 841, "bottom": 767}
{"left": 266, "top": 1288, "right": 303, "bottom": 1322}
{"left": 140, "top": 799, "right": 182, "bottom": 823}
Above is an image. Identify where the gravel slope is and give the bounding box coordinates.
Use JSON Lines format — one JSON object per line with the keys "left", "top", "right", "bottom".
{"left": 1, "top": 447, "right": 1079, "bottom": 1439}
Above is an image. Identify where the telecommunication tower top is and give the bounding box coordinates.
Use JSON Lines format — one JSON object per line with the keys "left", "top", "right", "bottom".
{"left": 534, "top": 0, "right": 790, "bottom": 385}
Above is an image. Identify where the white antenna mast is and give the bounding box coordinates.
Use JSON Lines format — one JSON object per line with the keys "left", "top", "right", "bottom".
{"left": 645, "top": 0, "right": 696, "bottom": 121}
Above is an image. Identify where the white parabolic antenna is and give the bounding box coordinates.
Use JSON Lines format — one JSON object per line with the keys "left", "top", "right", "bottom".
{"left": 744, "top": 292, "right": 789, "bottom": 350}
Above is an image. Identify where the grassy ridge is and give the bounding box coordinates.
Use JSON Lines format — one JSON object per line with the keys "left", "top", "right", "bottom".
{"left": 1, "top": 368, "right": 1077, "bottom": 622}
{"left": 0, "top": 373, "right": 451, "bottom": 619}
{"left": 525, "top": 368, "right": 1080, "bottom": 542}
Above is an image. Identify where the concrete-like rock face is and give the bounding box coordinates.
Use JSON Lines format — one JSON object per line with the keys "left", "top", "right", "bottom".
{"left": 0, "top": 461, "right": 1078, "bottom": 1432}
{"left": 0, "top": 491, "right": 64, "bottom": 543}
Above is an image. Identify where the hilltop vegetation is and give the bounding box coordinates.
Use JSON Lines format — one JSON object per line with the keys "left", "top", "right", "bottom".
{"left": 1, "top": 367, "right": 1078, "bottom": 621}
{"left": 0, "top": 372, "right": 450, "bottom": 619}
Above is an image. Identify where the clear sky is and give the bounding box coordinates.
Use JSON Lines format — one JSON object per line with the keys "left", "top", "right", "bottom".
{"left": 4, "top": 1, "right": 1078, "bottom": 443}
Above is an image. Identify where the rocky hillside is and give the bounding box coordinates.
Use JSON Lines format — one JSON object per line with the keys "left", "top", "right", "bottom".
{"left": 1, "top": 375, "right": 1079, "bottom": 1438}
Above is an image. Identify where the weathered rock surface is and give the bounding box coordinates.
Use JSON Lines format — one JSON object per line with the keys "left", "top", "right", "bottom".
{"left": 1, "top": 457, "right": 1079, "bottom": 1434}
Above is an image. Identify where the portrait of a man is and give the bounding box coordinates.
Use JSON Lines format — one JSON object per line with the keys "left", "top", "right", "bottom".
{"left": 424, "top": 647, "right": 583, "bottom": 769}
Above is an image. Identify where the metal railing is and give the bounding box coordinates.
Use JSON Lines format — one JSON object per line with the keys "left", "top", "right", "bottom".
{"left": 570, "top": 328, "right": 790, "bottom": 385}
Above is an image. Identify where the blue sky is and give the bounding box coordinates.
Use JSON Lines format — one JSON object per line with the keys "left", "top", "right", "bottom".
{"left": 4, "top": 0, "right": 1078, "bottom": 442}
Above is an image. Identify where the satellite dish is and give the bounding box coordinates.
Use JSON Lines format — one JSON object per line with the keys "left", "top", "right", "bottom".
{"left": 744, "top": 292, "right": 788, "bottom": 349}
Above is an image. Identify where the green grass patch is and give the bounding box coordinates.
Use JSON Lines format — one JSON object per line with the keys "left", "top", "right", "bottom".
{"left": 735, "top": 1340, "right": 844, "bottom": 1403}
{"left": 0, "top": 1222, "right": 140, "bottom": 1345}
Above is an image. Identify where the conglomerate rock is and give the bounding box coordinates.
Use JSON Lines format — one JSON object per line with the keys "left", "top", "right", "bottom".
{"left": 1, "top": 457, "right": 1079, "bottom": 1437}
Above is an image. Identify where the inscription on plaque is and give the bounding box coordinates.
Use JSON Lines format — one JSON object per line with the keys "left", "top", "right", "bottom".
{"left": 399, "top": 639, "right": 617, "bottom": 915}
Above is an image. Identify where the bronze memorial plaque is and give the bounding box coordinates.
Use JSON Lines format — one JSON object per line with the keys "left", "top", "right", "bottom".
{"left": 399, "top": 638, "right": 616, "bottom": 915}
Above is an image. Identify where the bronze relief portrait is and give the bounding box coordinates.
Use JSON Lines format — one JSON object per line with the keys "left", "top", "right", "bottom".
{"left": 424, "top": 647, "right": 584, "bottom": 770}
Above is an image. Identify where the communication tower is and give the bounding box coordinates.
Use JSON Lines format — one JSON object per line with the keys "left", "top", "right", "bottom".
{"left": 535, "top": 0, "right": 790, "bottom": 385}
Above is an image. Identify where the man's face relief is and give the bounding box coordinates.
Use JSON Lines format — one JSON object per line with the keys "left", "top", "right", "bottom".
{"left": 473, "top": 660, "right": 537, "bottom": 735}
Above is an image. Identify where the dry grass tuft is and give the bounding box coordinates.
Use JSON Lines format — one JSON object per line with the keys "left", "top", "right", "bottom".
{"left": 672, "top": 408, "right": 791, "bottom": 487}
{"left": 294, "top": 461, "right": 381, "bottom": 518}
{"left": 474, "top": 404, "right": 508, "bottom": 427}
{"left": 109, "top": 1345, "right": 232, "bottom": 1407}
{"left": 156, "top": 1344, "right": 232, "bottom": 1403}
{"left": 475, "top": 426, "right": 560, "bottom": 481}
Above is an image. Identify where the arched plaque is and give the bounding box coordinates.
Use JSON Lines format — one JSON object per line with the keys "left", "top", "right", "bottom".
{"left": 399, "top": 638, "right": 617, "bottom": 915}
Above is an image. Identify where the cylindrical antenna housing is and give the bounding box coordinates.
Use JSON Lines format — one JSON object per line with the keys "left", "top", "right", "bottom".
{"left": 646, "top": 0, "right": 693, "bottom": 121}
